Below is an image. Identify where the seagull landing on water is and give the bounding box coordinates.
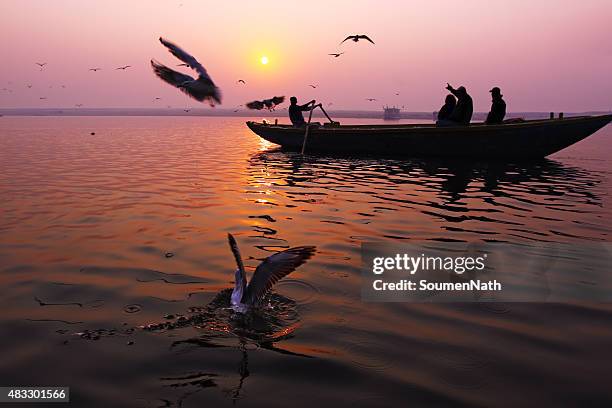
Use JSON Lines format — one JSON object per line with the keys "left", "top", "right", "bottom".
{"left": 151, "top": 37, "right": 221, "bottom": 106}
{"left": 340, "top": 35, "right": 375, "bottom": 45}
{"left": 227, "top": 234, "right": 315, "bottom": 314}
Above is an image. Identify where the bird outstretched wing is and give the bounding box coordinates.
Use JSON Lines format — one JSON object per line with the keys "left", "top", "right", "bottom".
{"left": 271, "top": 96, "right": 285, "bottom": 105}
{"left": 340, "top": 35, "right": 355, "bottom": 44}
{"left": 151, "top": 59, "right": 195, "bottom": 89}
{"left": 242, "top": 246, "right": 316, "bottom": 305}
{"left": 358, "top": 35, "right": 375, "bottom": 44}
{"left": 159, "top": 37, "right": 212, "bottom": 82}
{"left": 246, "top": 100, "right": 264, "bottom": 110}
{"left": 228, "top": 233, "right": 247, "bottom": 290}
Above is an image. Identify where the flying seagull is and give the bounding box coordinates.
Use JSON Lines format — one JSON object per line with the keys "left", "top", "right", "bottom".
{"left": 228, "top": 233, "right": 315, "bottom": 313}
{"left": 116, "top": 65, "right": 131, "bottom": 70}
{"left": 308, "top": 84, "right": 318, "bottom": 88}
{"left": 340, "top": 35, "right": 375, "bottom": 45}
{"left": 237, "top": 79, "right": 246, "bottom": 84}
{"left": 151, "top": 37, "right": 222, "bottom": 106}
{"left": 35, "top": 62, "right": 47, "bottom": 70}
{"left": 245, "top": 96, "right": 285, "bottom": 111}
{"left": 89, "top": 68, "right": 102, "bottom": 72}
{"left": 365, "top": 98, "right": 377, "bottom": 101}
{"left": 26, "top": 84, "right": 33, "bottom": 88}
{"left": 328, "top": 52, "right": 344, "bottom": 58}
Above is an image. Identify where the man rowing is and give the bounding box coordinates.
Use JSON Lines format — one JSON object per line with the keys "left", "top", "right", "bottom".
{"left": 289, "top": 96, "right": 321, "bottom": 127}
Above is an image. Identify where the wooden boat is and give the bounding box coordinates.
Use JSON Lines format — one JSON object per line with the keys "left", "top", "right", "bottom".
{"left": 246, "top": 114, "right": 612, "bottom": 159}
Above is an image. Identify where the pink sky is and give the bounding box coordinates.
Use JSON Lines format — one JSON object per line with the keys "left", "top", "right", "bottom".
{"left": 1, "top": 0, "right": 611, "bottom": 111}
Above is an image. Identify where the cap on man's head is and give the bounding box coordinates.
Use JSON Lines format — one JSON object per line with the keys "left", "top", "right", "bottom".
{"left": 489, "top": 87, "right": 501, "bottom": 95}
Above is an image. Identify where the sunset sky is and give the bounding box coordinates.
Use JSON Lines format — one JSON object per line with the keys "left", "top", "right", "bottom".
{"left": 1, "top": 0, "right": 611, "bottom": 111}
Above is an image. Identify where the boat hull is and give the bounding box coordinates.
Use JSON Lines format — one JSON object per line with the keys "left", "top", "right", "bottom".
{"left": 246, "top": 115, "right": 612, "bottom": 159}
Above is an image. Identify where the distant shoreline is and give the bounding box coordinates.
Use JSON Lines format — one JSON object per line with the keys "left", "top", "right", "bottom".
{"left": 0, "top": 108, "right": 608, "bottom": 121}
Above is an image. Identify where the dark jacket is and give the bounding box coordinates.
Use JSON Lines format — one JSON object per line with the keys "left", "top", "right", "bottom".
{"left": 485, "top": 97, "right": 506, "bottom": 124}
{"left": 289, "top": 103, "right": 312, "bottom": 126}
{"left": 448, "top": 92, "right": 473, "bottom": 124}
{"left": 437, "top": 101, "right": 455, "bottom": 121}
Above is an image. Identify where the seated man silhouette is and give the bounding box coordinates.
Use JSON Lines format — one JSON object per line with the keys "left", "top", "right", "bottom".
{"left": 485, "top": 87, "right": 506, "bottom": 124}
{"left": 436, "top": 94, "right": 457, "bottom": 126}
{"left": 440, "top": 83, "right": 473, "bottom": 126}
{"left": 289, "top": 97, "right": 320, "bottom": 127}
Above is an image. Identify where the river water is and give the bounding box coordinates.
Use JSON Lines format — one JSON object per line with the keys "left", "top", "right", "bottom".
{"left": 1, "top": 116, "right": 611, "bottom": 407}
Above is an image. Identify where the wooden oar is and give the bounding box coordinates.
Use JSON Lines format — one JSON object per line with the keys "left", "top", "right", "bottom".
{"left": 301, "top": 101, "right": 316, "bottom": 155}
{"left": 318, "top": 105, "right": 334, "bottom": 123}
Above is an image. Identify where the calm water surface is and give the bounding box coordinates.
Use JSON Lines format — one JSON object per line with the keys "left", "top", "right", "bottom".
{"left": 1, "top": 116, "right": 611, "bottom": 407}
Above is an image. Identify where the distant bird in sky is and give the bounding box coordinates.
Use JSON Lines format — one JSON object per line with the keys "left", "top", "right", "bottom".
{"left": 328, "top": 52, "right": 344, "bottom": 58}
{"left": 26, "top": 84, "right": 33, "bottom": 88}
{"left": 308, "top": 84, "right": 318, "bottom": 88}
{"left": 39, "top": 97, "right": 47, "bottom": 100}
{"left": 233, "top": 109, "right": 240, "bottom": 112}
{"left": 116, "top": 65, "right": 131, "bottom": 70}
{"left": 151, "top": 37, "right": 222, "bottom": 106}
{"left": 246, "top": 96, "right": 285, "bottom": 111}
{"left": 395, "top": 92, "right": 400, "bottom": 95}
{"left": 154, "top": 97, "right": 161, "bottom": 100}
{"left": 237, "top": 79, "right": 246, "bottom": 84}
{"left": 365, "top": 98, "right": 377, "bottom": 101}
{"left": 35, "top": 62, "right": 47, "bottom": 70}
{"left": 340, "top": 35, "right": 375, "bottom": 45}
{"left": 75, "top": 103, "right": 83, "bottom": 107}
{"left": 227, "top": 233, "right": 315, "bottom": 313}
{"left": 89, "top": 68, "right": 102, "bottom": 72}
{"left": 61, "top": 85, "right": 66, "bottom": 88}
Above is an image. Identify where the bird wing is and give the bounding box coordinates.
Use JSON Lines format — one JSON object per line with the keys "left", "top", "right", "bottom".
{"left": 340, "top": 35, "right": 355, "bottom": 44}
{"left": 242, "top": 246, "right": 316, "bottom": 305}
{"left": 271, "top": 96, "right": 285, "bottom": 105}
{"left": 246, "top": 100, "right": 264, "bottom": 110}
{"left": 151, "top": 59, "right": 195, "bottom": 88}
{"left": 359, "top": 35, "right": 375, "bottom": 44}
{"left": 158, "top": 37, "right": 212, "bottom": 82}
{"left": 228, "top": 233, "right": 247, "bottom": 287}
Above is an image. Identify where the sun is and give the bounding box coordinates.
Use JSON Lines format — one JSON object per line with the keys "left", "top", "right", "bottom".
{"left": 260, "top": 56, "right": 269, "bottom": 65}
